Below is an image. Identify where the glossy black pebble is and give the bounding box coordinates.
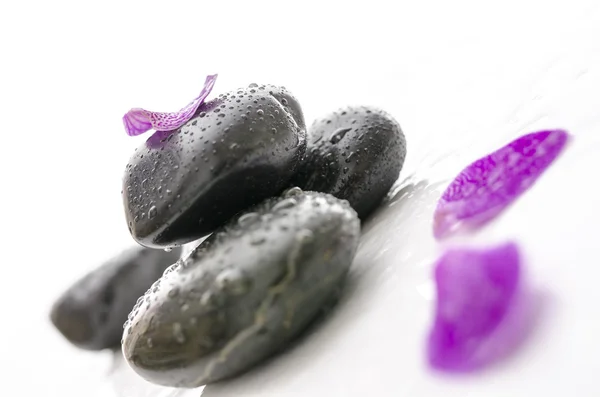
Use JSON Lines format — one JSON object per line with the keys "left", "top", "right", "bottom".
{"left": 123, "top": 84, "right": 307, "bottom": 248}
{"left": 122, "top": 189, "right": 360, "bottom": 387}
{"left": 291, "top": 106, "right": 406, "bottom": 219}
{"left": 50, "top": 246, "right": 181, "bottom": 350}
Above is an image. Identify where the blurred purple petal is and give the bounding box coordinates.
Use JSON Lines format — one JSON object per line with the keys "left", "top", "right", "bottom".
{"left": 427, "top": 242, "right": 526, "bottom": 372}
{"left": 123, "top": 74, "right": 218, "bottom": 136}
{"left": 434, "top": 129, "right": 569, "bottom": 239}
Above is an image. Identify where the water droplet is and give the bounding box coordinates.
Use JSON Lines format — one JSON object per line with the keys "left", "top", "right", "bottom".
{"left": 273, "top": 198, "right": 297, "bottom": 211}
{"left": 215, "top": 268, "right": 251, "bottom": 295}
{"left": 172, "top": 323, "right": 186, "bottom": 344}
{"left": 248, "top": 83, "right": 258, "bottom": 88}
{"left": 168, "top": 287, "right": 180, "bottom": 298}
{"left": 200, "top": 291, "right": 214, "bottom": 307}
{"left": 281, "top": 98, "right": 288, "bottom": 105}
{"left": 148, "top": 206, "right": 157, "bottom": 219}
{"left": 250, "top": 236, "right": 266, "bottom": 245}
{"left": 147, "top": 338, "right": 154, "bottom": 348}
{"left": 330, "top": 127, "right": 352, "bottom": 144}
{"left": 238, "top": 212, "right": 260, "bottom": 227}
{"left": 181, "top": 303, "right": 190, "bottom": 312}
{"left": 257, "top": 109, "right": 264, "bottom": 116}
{"left": 297, "top": 229, "right": 314, "bottom": 243}
{"left": 164, "top": 246, "right": 173, "bottom": 252}
{"left": 199, "top": 112, "right": 206, "bottom": 118}
{"left": 283, "top": 186, "right": 303, "bottom": 197}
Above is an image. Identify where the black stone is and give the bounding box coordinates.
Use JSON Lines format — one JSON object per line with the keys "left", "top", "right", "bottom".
{"left": 122, "top": 84, "right": 307, "bottom": 248}
{"left": 122, "top": 189, "right": 360, "bottom": 387}
{"left": 291, "top": 106, "right": 406, "bottom": 219}
{"left": 50, "top": 246, "right": 181, "bottom": 351}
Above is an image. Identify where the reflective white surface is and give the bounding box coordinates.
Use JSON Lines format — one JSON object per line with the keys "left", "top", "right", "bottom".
{"left": 2, "top": 0, "right": 600, "bottom": 396}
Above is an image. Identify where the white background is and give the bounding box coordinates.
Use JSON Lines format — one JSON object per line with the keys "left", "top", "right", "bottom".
{"left": 1, "top": 0, "right": 599, "bottom": 396}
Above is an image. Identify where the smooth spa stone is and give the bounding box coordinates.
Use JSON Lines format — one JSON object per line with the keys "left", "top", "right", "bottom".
{"left": 50, "top": 246, "right": 182, "bottom": 350}
{"left": 122, "top": 189, "right": 360, "bottom": 387}
{"left": 122, "top": 84, "right": 307, "bottom": 248}
{"left": 291, "top": 106, "right": 406, "bottom": 219}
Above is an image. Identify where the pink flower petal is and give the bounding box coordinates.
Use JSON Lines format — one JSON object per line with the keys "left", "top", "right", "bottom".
{"left": 122, "top": 74, "right": 218, "bottom": 136}
{"left": 427, "top": 242, "right": 526, "bottom": 372}
{"left": 433, "top": 129, "right": 569, "bottom": 239}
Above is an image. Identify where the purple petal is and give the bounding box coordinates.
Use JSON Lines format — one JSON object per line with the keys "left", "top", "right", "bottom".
{"left": 427, "top": 242, "right": 526, "bottom": 372}
{"left": 122, "top": 74, "right": 218, "bottom": 137}
{"left": 433, "top": 129, "right": 569, "bottom": 239}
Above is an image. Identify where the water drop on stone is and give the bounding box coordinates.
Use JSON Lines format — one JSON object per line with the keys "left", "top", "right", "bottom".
{"left": 200, "top": 291, "right": 214, "bottom": 307}
{"left": 283, "top": 187, "right": 303, "bottom": 197}
{"left": 172, "top": 323, "right": 186, "bottom": 344}
{"left": 215, "top": 268, "right": 251, "bottom": 295}
{"left": 330, "top": 128, "right": 352, "bottom": 144}
{"left": 250, "top": 236, "right": 267, "bottom": 245}
{"left": 238, "top": 212, "right": 260, "bottom": 227}
{"left": 273, "top": 198, "right": 297, "bottom": 211}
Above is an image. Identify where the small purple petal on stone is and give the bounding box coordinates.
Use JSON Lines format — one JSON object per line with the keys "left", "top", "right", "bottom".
{"left": 433, "top": 129, "right": 569, "bottom": 239}
{"left": 123, "top": 74, "right": 218, "bottom": 137}
{"left": 427, "top": 242, "right": 524, "bottom": 372}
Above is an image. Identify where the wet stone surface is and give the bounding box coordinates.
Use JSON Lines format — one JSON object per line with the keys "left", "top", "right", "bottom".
{"left": 122, "top": 189, "right": 360, "bottom": 387}
{"left": 123, "top": 84, "right": 307, "bottom": 248}
{"left": 50, "top": 246, "right": 182, "bottom": 351}
{"left": 291, "top": 106, "right": 406, "bottom": 219}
